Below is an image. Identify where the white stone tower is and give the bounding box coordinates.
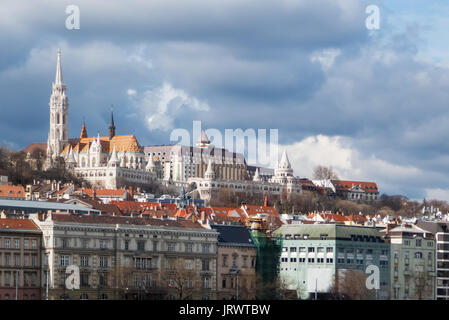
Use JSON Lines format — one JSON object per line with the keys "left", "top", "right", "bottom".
{"left": 46, "top": 49, "right": 69, "bottom": 168}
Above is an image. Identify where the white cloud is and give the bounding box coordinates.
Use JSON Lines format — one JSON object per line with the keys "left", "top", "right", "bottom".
{"left": 134, "top": 82, "right": 210, "bottom": 131}
{"left": 311, "top": 49, "right": 341, "bottom": 71}
{"left": 127, "top": 89, "right": 137, "bottom": 96}
{"left": 425, "top": 188, "right": 449, "bottom": 202}
{"left": 278, "top": 134, "right": 421, "bottom": 195}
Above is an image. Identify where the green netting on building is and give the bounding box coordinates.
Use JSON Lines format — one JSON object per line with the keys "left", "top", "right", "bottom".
{"left": 251, "top": 230, "right": 283, "bottom": 299}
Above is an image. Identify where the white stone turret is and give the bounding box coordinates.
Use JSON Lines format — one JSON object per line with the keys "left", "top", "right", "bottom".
{"left": 204, "top": 159, "right": 216, "bottom": 180}
{"left": 253, "top": 168, "right": 261, "bottom": 182}
{"left": 46, "top": 49, "right": 69, "bottom": 169}
{"left": 108, "top": 145, "right": 120, "bottom": 167}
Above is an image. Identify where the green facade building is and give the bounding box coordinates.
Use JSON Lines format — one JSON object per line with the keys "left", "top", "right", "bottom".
{"left": 272, "top": 224, "right": 390, "bottom": 299}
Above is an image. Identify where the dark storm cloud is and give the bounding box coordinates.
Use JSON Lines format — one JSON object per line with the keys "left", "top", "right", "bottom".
{"left": 1, "top": 0, "right": 449, "bottom": 200}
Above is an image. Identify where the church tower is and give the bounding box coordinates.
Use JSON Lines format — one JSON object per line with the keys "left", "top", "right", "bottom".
{"left": 46, "top": 49, "right": 69, "bottom": 168}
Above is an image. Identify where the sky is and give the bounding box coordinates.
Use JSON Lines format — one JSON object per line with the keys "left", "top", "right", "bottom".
{"left": 1, "top": 0, "right": 449, "bottom": 201}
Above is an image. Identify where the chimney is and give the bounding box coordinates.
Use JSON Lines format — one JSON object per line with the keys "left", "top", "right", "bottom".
{"left": 264, "top": 194, "right": 268, "bottom": 207}
{"left": 128, "top": 186, "right": 134, "bottom": 199}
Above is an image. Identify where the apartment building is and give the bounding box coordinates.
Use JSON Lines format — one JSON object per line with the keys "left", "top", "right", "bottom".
{"left": 210, "top": 224, "right": 257, "bottom": 300}
{"left": 31, "top": 212, "right": 218, "bottom": 300}
{"left": 383, "top": 224, "right": 435, "bottom": 300}
{"left": 272, "top": 224, "right": 390, "bottom": 299}
{"left": 417, "top": 221, "right": 449, "bottom": 300}
{"left": 0, "top": 218, "right": 42, "bottom": 300}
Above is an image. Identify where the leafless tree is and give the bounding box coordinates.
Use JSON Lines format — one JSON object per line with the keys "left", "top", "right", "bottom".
{"left": 162, "top": 258, "right": 201, "bottom": 300}
{"left": 413, "top": 270, "right": 434, "bottom": 300}
{"left": 330, "top": 269, "right": 375, "bottom": 300}
{"left": 313, "top": 165, "right": 339, "bottom": 180}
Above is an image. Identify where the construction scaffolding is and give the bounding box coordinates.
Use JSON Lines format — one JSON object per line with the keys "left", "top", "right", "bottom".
{"left": 250, "top": 226, "right": 283, "bottom": 299}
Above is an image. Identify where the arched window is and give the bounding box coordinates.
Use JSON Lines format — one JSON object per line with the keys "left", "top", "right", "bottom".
{"left": 80, "top": 293, "right": 88, "bottom": 300}
{"left": 98, "top": 293, "right": 108, "bottom": 300}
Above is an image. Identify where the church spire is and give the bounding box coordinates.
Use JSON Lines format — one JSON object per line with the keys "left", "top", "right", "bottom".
{"left": 109, "top": 106, "right": 116, "bottom": 139}
{"left": 55, "top": 48, "right": 63, "bottom": 85}
{"left": 80, "top": 120, "right": 88, "bottom": 138}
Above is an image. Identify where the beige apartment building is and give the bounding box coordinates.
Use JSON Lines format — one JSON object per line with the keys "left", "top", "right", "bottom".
{"left": 211, "top": 224, "right": 257, "bottom": 300}
{"left": 30, "top": 212, "right": 219, "bottom": 300}
{"left": 0, "top": 218, "right": 42, "bottom": 300}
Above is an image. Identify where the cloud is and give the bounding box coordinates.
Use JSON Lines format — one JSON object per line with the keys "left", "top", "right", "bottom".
{"left": 133, "top": 82, "right": 210, "bottom": 131}
{"left": 280, "top": 134, "right": 423, "bottom": 197}
{"left": 425, "top": 188, "right": 449, "bottom": 202}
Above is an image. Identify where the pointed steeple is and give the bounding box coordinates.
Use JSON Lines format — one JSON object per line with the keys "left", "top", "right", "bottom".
{"left": 80, "top": 120, "right": 88, "bottom": 138}
{"left": 108, "top": 145, "right": 120, "bottom": 167}
{"left": 204, "top": 159, "right": 215, "bottom": 180}
{"left": 67, "top": 146, "right": 76, "bottom": 164}
{"left": 146, "top": 155, "right": 155, "bottom": 171}
{"left": 55, "top": 48, "right": 63, "bottom": 85}
{"left": 278, "top": 149, "right": 291, "bottom": 169}
{"left": 109, "top": 106, "right": 116, "bottom": 139}
{"left": 197, "top": 129, "right": 211, "bottom": 148}
{"left": 253, "top": 168, "right": 261, "bottom": 182}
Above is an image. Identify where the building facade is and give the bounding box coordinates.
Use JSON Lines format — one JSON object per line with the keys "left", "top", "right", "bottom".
{"left": 0, "top": 218, "right": 42, "bottom": 300}
{"left": 210, "top": 224, "right": 257, "bottom": 300}
{"left": 417, "top": 221, "right": 449, "bottom": 300}
{"left": 383, "top": 224, "right": 435, "bottom": 300}
{"left": 272, "top": 224, "right": 390, "bottom": 299}
{"left": 189, "top": 150, "right": 301, "bottom": 205}
{"left": 31, "top": 212, "right": 218, "bottom": 300}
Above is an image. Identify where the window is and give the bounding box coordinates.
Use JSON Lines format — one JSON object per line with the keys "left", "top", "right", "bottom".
{"left": 60, "top": 255, "right": 70, "bottom": 266}
{"left": 242, "top": 256, "right": 248, "bottom": 268}
{"left": 100, "top": 240, "right": 108, "bottom": 250}
{"left": 290, "top": 258, "right": 297, "bottom": 263}
{"left": 416, "top": 239, "right": 422, "bottom": 247}
{"left": 317, "top": 258, "right": 324, "bottom": 263}
{"left": 98, "top": 273, "right": 107, "bottom": 287}
{"left": 308, "top": 247, "right": 315, "bottom": 253}
{"left": 124, "top": 240, "right": 129, "bottom": 250}
{"left": 202, "top": 259, "right": 210, "bottom": 271}
{"left": 222, "top": 279, "right": 227, "bottom": 289}
{"left": 5, "top": 254, "right": 10, "bottom": 266}
{"left": 62, "top": 238, "right": 69, "bottom": 248}
{"left": 203, "top": 277, "right": 210, "bottom": 289}
{"left": 31, "top": 254, "right": 37, "bottom": 267}
{"left": 222, "top": 255, "right": 228, "bottom": 267}
{"left": 136, "top": 240, "right": 145, "bottom": 251}
{"left": 5, "top": 239, "right": 10, "bottom": 249}
{"left": 24, "top": 239, "right": 29, "bottom": 249}
{"left": 299, "top": 247, "right": 306, "bottom": 253}
{"left": 167, "top": 243, "right": 176, "bottom": 252}
{"left": 202, "top": 244, "right": 210, "bottom": 254}
{"left": 80, "top": 293, "right": 89, "bottom": 300}
{"left": 415, "top": 252, "right": 423, "bottom": 259}
{"left": 232, "top": 255, "right": 238, "bottom": 267}
{"left": 82, "top": 239, "right": 89, "bottom": 249}
{"left": 99, "top": 256, "right": 108, "bottom": 268}
{"left": 317, "top": 247, "right": 324, "bottom": 253}
{"left": 153, "top": 241, "right": 158, "bottom": 251}
{"left": 326, "top": 258, "right": 333, "bottom": 263}
{"left": 299, "top": 258, "right": 306, "bottom": 263}
{"left": 326, "top": 247, "right": 333, "bottom": 253}
{"left": 14, "top": 239, "right": 20, "bottom": 249}
{"left": 308, "top": 258, "right": 315, "bottom": 263}
{"left": 80, "top": 274, "right": 89, "bottom": 287}
{"left": 290, "top": 247, "right": 297, "bottom": 252}
{"left": 14, "top": 254, "right": 20, "bottom": 266}
{"left": 320, "top": 234, "right": 328, "bottom": 240}
{"left": 185, "top": 259, "right": 194, "bottom": 270}
{"left": 185, "top": 243, "right": 193, "bottom": 253}
{"left": 81, "top": 255, "right": 89, "bottom": 267}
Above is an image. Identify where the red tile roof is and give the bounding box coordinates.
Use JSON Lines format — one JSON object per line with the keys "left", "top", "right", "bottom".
{"left": 82, "top": 188, "right": 127, "bottom": 197}
{"left": 0, "top": 218, "right": 39, "bottom": 231}
{"left": 50, "top": 213, "right": 204, "bottom": 229}
{"left": 332, "top": 180, "right": 378, "bottom": 193}
{"left": 0, "top": 185, "right": 25, "bottom": 199}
